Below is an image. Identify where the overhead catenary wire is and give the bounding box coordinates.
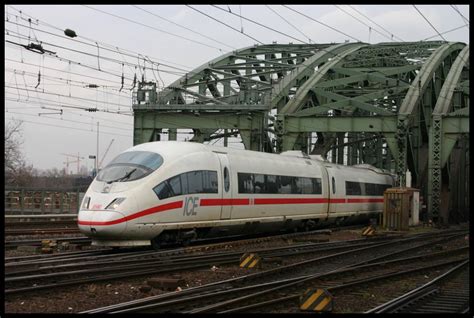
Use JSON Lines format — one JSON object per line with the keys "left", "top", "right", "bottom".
{"left": 6, "top": 5, "right": 193, "bottom": 70}
{"left": 5, "top": 93, "right": 134, "bottom": 118}
{"left": 6, "top": 20, "right": 190, "bottom": 74}
{"left": 5, "top": 92, "right": 133, "bottom": 116}
{"left": 281, "top": 5, "right": 361, "bottom": 42}
{"left": 211, "top": 5, "right": 308, "bottom": 44}
{"left": 450, "top": 5, "right": 469, "bottom": 25}
{"left": 185, "top": 5, "right": 264, "bottom": 45}
{"left": 5, "top": 30, "right": 188, "bottom": 76}
{"left": 82, "top": 5, "right": 226, "bottom": 52}
{"left": 131, "top": 5, "right": 236, "bottom": 50}
{"left": 5, "top": 57, "right": 136, "bottom": 87}
{"left": 347, "top": 5, "right": 405, "bottom": 42}
{"left": 7, "top": 6, "right": 435, "bottom": 94}
{"left": 5, "top": 85, "right": 134, "bottom": 111}
{"left": 422, "top": 24, "right": 469, "bottom": 41}
{"left": 5, "top": 37, "right": 182, "bottom": 89}
{"left": 5, "top": 114, "right": 133, "bottom": 138}
{"left": 5, "top": 109, "right": 132, "bottom": 133}
{"left": 265, "top": 5, "right": 314, "bottom": 43}
{"left": 7, "top": 6, "right": 462, "bottom": 102}
{"left": 334, "top": 5, "right": 396, "bottom": 42}
{"left": 5, "top": 38, "right": 137, "bottom": 82}
{"left": 413, "top": 5, "right": 447, "bottom": 42}
{"left": 5, "top": 68, "right": 132, "bottom": 99}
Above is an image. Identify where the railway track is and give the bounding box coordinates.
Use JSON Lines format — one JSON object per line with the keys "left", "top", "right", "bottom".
{"left": 4, "top": 237, "right": 92, "bottom": 249}
{"left": 366, "top": 260, "right": 469, "bottom": 313}
{"left": 5, "top": 220, "right": 78, "bottom": 227}
{"left": 5, "top": 228, "right": 81, "bottom": 236}
{"left": 4, "top": 235, "right": 392, "bottom": 295}
{"left": 79, "top": 229, "right": 468, "bottom": 313}
{"left": 192, "top": 250, "right": 468, "bottom": 313}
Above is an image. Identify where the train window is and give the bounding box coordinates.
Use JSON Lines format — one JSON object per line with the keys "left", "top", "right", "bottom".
{"left": 180, "top": 174, "right": 189, "bottom": 194}
{"left": 108, "top": 151, "right": 163, "bottom": 170}
{"left": 98, "top": 151, "right": 163, "bottom": 183}
{"left": 332, "top": 177, "right": 336, "bottom": 194}
{"left": 153, "top": 182, "right": 172, "bottom": 200}
{"left": 223, "top": 167, "right": 230, "bottom": 192}
{"left": 278, "top": 175, "right": 293, "bottom": 194}
{"left": 238, "top": 173, "right": 322, "bottom": 195}
{"left": 298, "top": 178, "right": 315, "bottom": 194}
{"left": 312, "top": 178, "right": 322, "bottom": 194}
{"left": 238, "top": 173, "right": 254, "bottom": 193}
{"left": 253, "top": 174, "right": 265, "bottom": 193}
{"left": 365, "top": 183, "right": 377, "bottom": 196}
{"left": 346, "top": 181, "right": 362, "bottom": 195}
{"left": 187, "top": 171, "right": 204, "bottom": 194}
{"left": 168, "top": 175, "right": 182, "bottom": 196}
{"left": 204, "top": 171, "right": 218, "bottom": 193}
{"left": 376, "top": 184, "right": 391, "bottom": 195}
{"left": 265, "top": 175, "right": 279, "bottom": 194}
{"left": 293, "top": 177, "right": 303, "bottom": 194}
{"left": 186, "top": 170, "right": 219, "bottom": 194}
{"left": 153, "top": 170, "right": 218, "bottom": 200}
{"left": 345, "top": 182, "right": 391, "bottom": 196}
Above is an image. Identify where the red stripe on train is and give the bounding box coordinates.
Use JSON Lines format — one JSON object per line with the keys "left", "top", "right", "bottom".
{"left": 200, "top": 198, "right": 250, "bottom": 206}
{"left": 77, "top": 201, "right": 183, "bottom": 226}
{"left": 347, "top": 198, "right": 384, "bottom": 203}
{"left": 254, "top": 198, "right": 329, "bottom": 205}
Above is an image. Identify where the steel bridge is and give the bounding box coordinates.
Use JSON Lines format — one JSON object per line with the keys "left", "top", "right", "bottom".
{"left": 132, "top": 41, "right": 469, "bottom": 224}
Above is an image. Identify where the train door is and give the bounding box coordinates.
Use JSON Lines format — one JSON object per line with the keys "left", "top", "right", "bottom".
{"left": 319, "top": 165, "right": 330, "bottom": 217}
{"left": 216, "top": 153, "right": 232, "bottom": 219}
{"left": 326, "top": 167, "right": 340, "bottom": 214}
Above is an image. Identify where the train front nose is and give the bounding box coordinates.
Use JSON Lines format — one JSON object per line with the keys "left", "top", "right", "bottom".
{"left": 78, "top": 210, "right": 127, "bottom": 238}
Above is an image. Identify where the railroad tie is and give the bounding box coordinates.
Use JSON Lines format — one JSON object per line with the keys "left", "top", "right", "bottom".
{"left": 299, "top": 288, "right": 333, "bottom": 312}
{"left": 239, "top": 253, "right": 261, "bottom": 269}
{"left": 362, "top": 225, "right": 376, "bottom": 237}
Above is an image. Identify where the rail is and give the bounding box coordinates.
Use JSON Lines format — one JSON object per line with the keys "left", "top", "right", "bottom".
{"left": 365, "top": 259, "right": 469, "bottom": 313}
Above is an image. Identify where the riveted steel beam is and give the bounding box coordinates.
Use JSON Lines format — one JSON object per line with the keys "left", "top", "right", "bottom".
{"left": 395, "top": 42, "right": 465, "bottom": 187}
{"left": 398, "top": 42, "right": 466, "bottom": 115}
{"left": 279, "top": 44, "right": 367, "bottom": 114}
{"left": 276, "top": 115, "right": 397, "bottom": 133}
{"left": 133, "top": 104, "right": 269, "bottom": 111}
{"left": 268, "top": 43, "right": 364, "bottom": 108}
{"left": 426, "top": 45, "right": 469, "bottom": 222}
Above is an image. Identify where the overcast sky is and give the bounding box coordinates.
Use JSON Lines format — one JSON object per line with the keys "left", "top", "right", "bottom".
{"left": 4, "top": 5, "right": 470, "bottom": 173}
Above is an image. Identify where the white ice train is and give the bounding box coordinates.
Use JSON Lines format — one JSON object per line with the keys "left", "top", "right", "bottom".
{"left": 78, "top": 141, "right": 395, "bottom": 248}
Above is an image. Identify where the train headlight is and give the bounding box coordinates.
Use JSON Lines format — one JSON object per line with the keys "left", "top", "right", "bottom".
{"left": 105, "top": 197, "right": 126, "bottom": 210}
{"left": 81, "top": 196, "right": 90, "bottom": 210}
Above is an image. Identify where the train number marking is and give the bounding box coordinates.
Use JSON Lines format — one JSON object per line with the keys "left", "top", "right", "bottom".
{"left": 184, "top": 197, "right": 199, "bottom": 216}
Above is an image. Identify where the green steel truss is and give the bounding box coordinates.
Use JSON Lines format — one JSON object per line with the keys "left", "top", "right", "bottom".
{"left": 133, "top": 41, "right": 469, "bottom": 223}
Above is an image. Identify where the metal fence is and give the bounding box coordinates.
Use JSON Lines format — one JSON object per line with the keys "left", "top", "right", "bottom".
{"left": 5, "top": 188, "right": 85, "bottom": 214}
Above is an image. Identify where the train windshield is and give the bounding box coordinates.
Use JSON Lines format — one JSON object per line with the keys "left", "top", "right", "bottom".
{"left": 97, "top": 151, "right": 163, "bottom": 183}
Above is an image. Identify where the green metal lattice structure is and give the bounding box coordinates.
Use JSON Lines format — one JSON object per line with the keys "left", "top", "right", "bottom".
{"left": 133, "top": 41, "right": 469, "bottom": 224}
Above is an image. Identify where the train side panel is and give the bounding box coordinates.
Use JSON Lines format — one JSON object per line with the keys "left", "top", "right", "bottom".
{"left": 228, "top": 152, "right": 329, "bottom": 220}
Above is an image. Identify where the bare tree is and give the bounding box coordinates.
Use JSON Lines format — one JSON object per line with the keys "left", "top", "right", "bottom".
{"left": 5, "top": 120, "right": 23, "bottom": 167}
{"left": 5, "top": 119, "right": 27, "bottom": 184}
{"left": 4, "top": 120, "right": 42, "bottom": 186}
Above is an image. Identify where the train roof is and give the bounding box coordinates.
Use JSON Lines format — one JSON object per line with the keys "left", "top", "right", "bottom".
{"left": 129, "top": 141, "right": 394, "bottom": 175}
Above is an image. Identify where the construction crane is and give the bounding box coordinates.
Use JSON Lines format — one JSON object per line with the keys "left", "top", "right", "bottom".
{"left": 98, "top": 139, "right": 115, "bottom": 169}
{"left": 61, "top": 152, "right": 85, "bottom": 174}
